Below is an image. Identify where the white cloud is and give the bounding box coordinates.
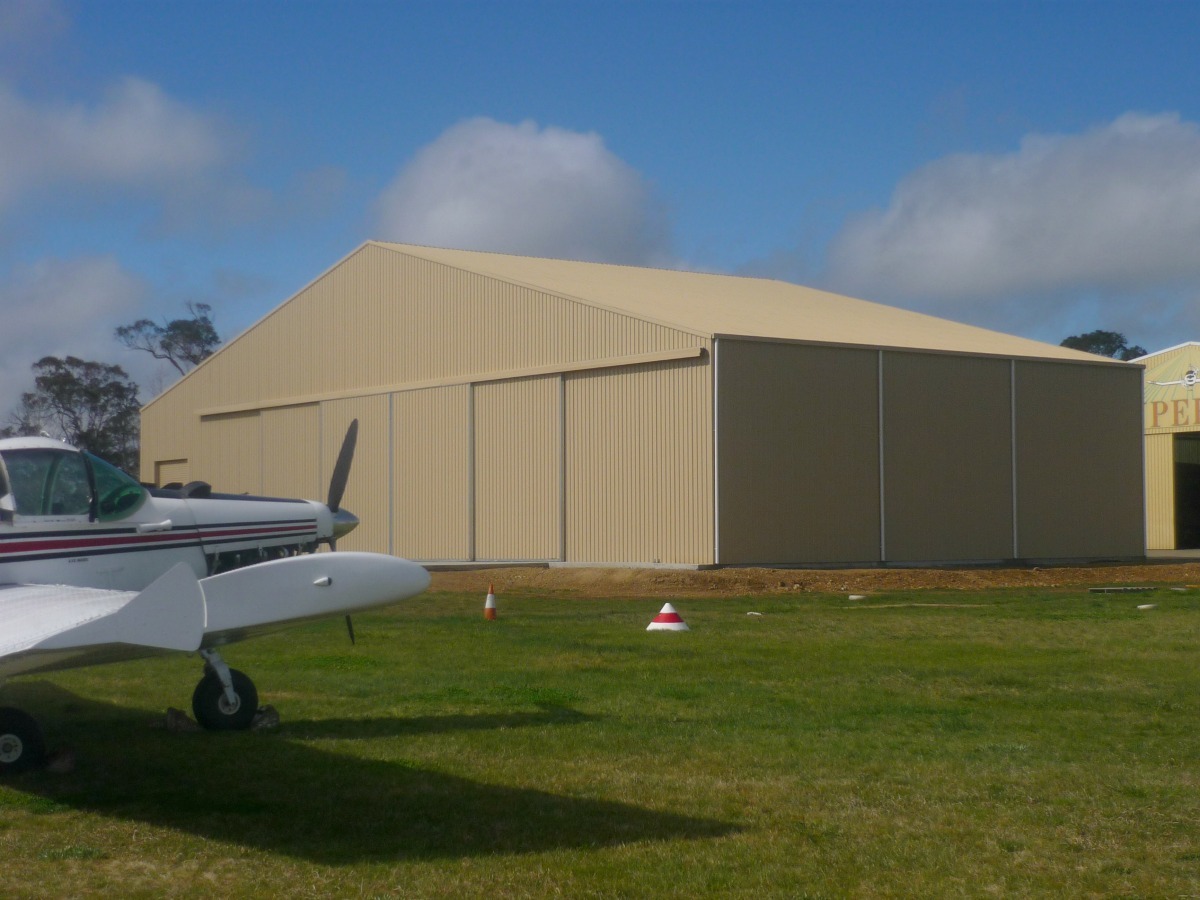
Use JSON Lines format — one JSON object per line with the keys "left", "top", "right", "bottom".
{"left": 825, "top": 113, "right": 1200, "bottom": 346}
{"left": 374, "top": 118, "right": 670, "bottom": 265}
{"left": 0, "top": 256, "right": 150, "bottom": 414}
{"left": 0, "top": 77, "right": 233, "bottom": 211}
{"left": 0, "top": 0, "right": 68, "bottom": 52}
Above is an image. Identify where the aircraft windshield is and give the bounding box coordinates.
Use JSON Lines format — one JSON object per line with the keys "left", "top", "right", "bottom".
{"left": 85, "top": 452, "right": 147, "bottom": 521}
{"left": 0, "top": 448, "right": 147, "bottom": 521}
{"left": 1, "top": 448, "right": 91, "bottom": 518}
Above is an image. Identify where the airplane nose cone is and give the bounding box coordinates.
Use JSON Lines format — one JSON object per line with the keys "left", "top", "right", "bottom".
{"left": 332, "top": 507, "right": 359, "bottom": 540}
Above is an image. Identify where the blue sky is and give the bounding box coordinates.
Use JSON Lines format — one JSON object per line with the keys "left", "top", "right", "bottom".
{"left": 2, "top": 0, "right": 1199, "bottom": 402}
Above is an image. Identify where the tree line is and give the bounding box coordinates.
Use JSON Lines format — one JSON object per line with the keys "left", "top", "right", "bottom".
{"left": 1, "top": 303, "right": 220, "bottom": 473}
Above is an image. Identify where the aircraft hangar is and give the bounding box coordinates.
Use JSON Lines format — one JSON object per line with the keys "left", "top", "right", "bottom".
{"left": 139, "top": 241, "right": 1146, "bottom": 568}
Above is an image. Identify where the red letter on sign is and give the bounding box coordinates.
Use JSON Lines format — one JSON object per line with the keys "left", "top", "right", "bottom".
{"left": 1152, "top": 401, "right": 1168, "bottom": 427}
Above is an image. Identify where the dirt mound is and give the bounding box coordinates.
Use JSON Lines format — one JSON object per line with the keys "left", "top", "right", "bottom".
{"left": 429, "top": 561, "right": 1200, "bottom": 599}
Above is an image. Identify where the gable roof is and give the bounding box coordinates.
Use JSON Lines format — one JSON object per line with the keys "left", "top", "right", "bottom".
{"left": 1131, "top": 341, "right": 1200, "bottom": 363}
{"left": 374, "top": 242, "right": 1122, "bottom": 364}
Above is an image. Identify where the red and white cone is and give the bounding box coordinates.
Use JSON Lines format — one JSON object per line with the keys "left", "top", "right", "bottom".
{"left": 646, "top": 602, "right": 689, "bottom": 631}
{"left": 484, "top": 584, "right": 497, "bottom": 620}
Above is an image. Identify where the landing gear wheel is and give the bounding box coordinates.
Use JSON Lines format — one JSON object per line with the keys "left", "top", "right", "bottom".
{"left": 191, "top": 669, "right": 258, "bottom": 731}
{"left": 0, "top": 707, "right": 46, "bottom": 775}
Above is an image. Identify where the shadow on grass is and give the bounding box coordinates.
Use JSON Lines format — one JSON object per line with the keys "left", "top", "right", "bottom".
{"left": 3, "top": 682, "right": 735, "bottom": 863}
{"left": 283, "top": 703, "right": 592, "bottom": 739}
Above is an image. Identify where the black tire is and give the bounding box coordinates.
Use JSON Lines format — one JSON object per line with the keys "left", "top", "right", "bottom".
{"left": 191, "top": 669, "right": 259, "bottom": 731}
{"left": 0, "top": 707, "right": 46, "bottom": 775}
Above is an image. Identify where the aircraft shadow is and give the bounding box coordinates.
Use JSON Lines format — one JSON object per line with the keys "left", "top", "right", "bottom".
{"left": 3, "top": 683, "right": 735, "bottom": 863}
{"left": 283, "top": 703, "right": 594, "bottom": 740}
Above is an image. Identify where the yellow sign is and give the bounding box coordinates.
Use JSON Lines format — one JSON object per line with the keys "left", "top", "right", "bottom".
{"left": 1144, "top": 346, "right": 1200, "bottom": 431}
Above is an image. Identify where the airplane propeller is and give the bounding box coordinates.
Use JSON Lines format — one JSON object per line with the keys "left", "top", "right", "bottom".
{"left": 325, "top": 419, "right": 360, "bottom": 551}
{"left": 325, "top": 419, "right": 360, "bottom": 644}
{"left": 327, "top": 418, "right": 358, "bottom": 516}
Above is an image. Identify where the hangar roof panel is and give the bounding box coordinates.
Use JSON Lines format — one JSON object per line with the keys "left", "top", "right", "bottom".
{"left": 374, "top": 242, "right": 1123, "bottom": 364}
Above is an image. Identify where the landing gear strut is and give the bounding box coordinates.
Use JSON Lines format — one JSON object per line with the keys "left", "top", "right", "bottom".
{"left": 0, "top": 707, "right": 45, "bottom": 775}
{"left": 192, "top": 650, "right": 258, "bottom": 731}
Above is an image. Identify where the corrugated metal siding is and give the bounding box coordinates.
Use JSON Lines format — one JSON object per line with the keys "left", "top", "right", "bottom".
{"left": 1015, "top": 361, "right": 1144, "bottom": 559}
{"left": 392, "top": 385, "right": 472, "bottom": 560}
{"left": 1145, "top": 432, "right": 1175, "bottom": 549}
{"left": 154, "top": 459, "right": 189, "bottom": 487}
{"left": 197, "top": 412, "right": 260, "bottom": 493}
{"left": 566, "top": 356, "right": 712, "bottom": 564}
{"left": 716, "top": 341, "right": 880, "bottom": 564}
{"left": 378, "top": 243, "right": 1118, "bottom": 364}
{"left": 883, "top": 353, "right": 1013, "bottom": 562}
{"left": 320, "top": 396, "right": 389, "bottom": 553}
{"left": 261, "top": 405, "right": 321, "bottom": 501}
{"left": 141, "top": 408, "right": 201, "bottom": 484}
{"left": 474, "top": 376, "right": 561, "bottom": 560}
{"left": 141, "top": 243, "right": 699, "bottom": 425}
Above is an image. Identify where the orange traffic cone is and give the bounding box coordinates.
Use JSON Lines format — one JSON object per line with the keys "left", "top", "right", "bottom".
{"left": 484, "top": 584, "right": 497, "bottom": 620}
{"left": 646, "top": 602, "right": 689, "bottom": 631}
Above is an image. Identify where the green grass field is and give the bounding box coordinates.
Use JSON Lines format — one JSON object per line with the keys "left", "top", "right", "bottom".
{"left": 1, "top": 585, "right": 1198, "bottom": 898}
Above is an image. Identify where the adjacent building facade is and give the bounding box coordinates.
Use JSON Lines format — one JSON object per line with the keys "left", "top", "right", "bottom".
{"left": 1139, "top": 342, "right": 1200, "bottom": 550}
{"left": 140, "top": 242, "right": 1146, "bottom": 567}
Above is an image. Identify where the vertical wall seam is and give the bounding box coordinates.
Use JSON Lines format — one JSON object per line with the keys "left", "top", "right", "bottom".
{"left": 878, "top": 350, "right": 886, "bottom": 562}
{"left": 1138, "top": 372, "right": 1149, "bottom": 552}
{"left": 467, "top": 384, "right": 476, "bottom": 562}
{"left": 559, "top": 374, "right": 567, "bottom": 561}
{"left": 387, "top": 392, "right": 394, "bottom": 556}
{"left": 317, "top": 403, "right": 325, "bottom": 504}
{"left": 1011, "top": 359, "right": 1019, "bottom": 559}
{"left": 713, "top": 338, "right": 721, "bottom": 566}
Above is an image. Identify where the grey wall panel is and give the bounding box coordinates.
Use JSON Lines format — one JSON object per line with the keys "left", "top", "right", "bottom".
{"left": 1015, "top": 362, "right": 1144, "bottom": 559}
{"left": 717, "top": 341, "right": 880, "bottom": 564}
{"left": 882, "top": 353, "right": 1013, "bottom": 562}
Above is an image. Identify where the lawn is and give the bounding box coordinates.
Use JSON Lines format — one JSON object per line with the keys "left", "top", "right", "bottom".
{"left": 1, "top": 586, "right": 1197, "bottom": 898}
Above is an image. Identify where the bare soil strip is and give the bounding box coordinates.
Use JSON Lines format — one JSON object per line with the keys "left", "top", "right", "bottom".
{"left": 429, "top": 561, "right": 1200, "bottom": 598}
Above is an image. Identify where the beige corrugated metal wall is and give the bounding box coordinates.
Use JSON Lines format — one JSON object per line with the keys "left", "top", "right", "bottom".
{"left": 154, "top": 459, "right": 189, "bottom": 486}
{"left": 197, "top": 412, "right": 260, "bottom": 493}
{"left": 882, "top": 352, "right": 1013, "bottom": 562}
{"left": 474, "top": 376, "right": 561, "bottom": 560}
{"left": 320, "top": 396, "right": 389, "bottom": 553}
{"left": 392, "top": 385, "right": 471, "bottom": 560}
{"left": 1145, "top": 432, "right": 1175, "bottom": 550}
{"left": 140, "top": 243, "right": 701, "bottom": 478}
{"left": 261, "top": 405, "right": 320, "bottom": 501}
{"left": 1014, "top": 361, "right": 1144, "bottom": 559}
{"left": 716, "top": 341, "right": 880, "bottom": 565}
{"left": 566, "top": 357, "right": 713, "bottom": 564}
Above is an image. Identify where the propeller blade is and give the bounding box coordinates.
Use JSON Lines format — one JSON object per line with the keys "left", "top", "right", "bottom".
{"left": 327, "top": 419, "right": 359, "bottom": 513}
{"left": 345, "top": 614, "right": 356, "bottom": 645}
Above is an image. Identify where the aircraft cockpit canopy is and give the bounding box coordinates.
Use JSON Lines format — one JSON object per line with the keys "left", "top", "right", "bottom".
{"left": 0, "top": 444, "right": 146, "bottom": 522}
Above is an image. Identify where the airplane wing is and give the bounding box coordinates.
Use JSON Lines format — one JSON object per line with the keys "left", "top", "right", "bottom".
{"left": 0, "top": 563, "right": 205, "bottom": 679}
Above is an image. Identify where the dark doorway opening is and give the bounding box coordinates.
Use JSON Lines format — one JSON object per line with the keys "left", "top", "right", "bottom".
{"left": 1174, "top": 433, "right": 1200, "bottom": 549}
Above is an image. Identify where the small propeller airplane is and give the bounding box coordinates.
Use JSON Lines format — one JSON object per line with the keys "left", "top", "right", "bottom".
{"left": 0, "top": 420, "right": 430, "bottom": 774}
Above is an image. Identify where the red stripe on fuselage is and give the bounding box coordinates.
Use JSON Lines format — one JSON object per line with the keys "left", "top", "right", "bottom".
{"left": 0, "top": 522, "right": 316, "bottom": 557}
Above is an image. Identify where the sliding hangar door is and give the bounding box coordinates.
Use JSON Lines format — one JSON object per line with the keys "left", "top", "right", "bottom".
{"left": 716, "top": 340, "right": 1144, "bottom": 565}
{"left": 189, "top": 352, "right": 713, "bottom": 566}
